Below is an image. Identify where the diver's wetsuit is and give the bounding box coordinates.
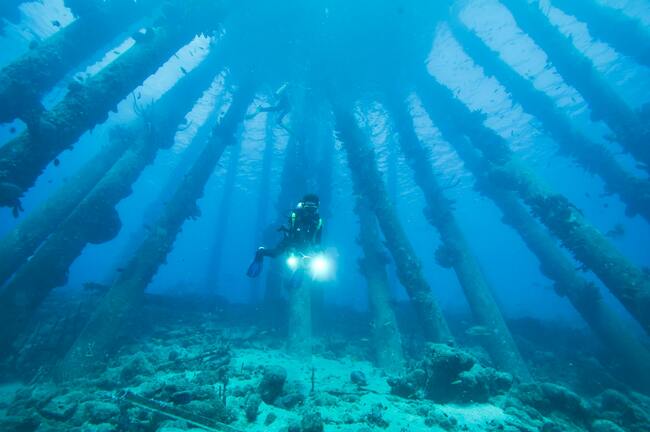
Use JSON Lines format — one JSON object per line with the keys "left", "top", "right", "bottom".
{"left": 247, "top": 200, "right": 323, "bottom": 277}
{"left": 257, "top": 92, "right": 290, "bottom": 127}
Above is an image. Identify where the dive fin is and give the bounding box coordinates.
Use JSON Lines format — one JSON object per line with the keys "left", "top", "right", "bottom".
{"left": 246, "top": 254, "right": 264, "bottom": 278}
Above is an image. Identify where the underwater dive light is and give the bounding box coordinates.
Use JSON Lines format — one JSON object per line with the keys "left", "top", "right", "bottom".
{"left": 286, "top": 254, "right": 299, "bottom": 271}
{"left": 310, "top": 254, "right": 331, "bottom": 280}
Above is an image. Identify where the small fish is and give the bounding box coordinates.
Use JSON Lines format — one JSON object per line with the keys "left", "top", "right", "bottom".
{"left": 83, "top": 282, "right": 108, "bottom": 293}
{"left": 53, "top": 158, "right": 60, "bottom": 167}
{"left": 180, "top": 66, "right": 188, "bottom": 74}
{"left": 51, "top": 20, "right": 61, "bottom": 27}
{"left": 9, "top": 127, "right": 16, "bottom": 134}
{"left": 576, "top": 264, "right": 589, "bottom": 272}
{"left": 465, "top": 325, "right": 493, "bottom": 337}
{"left": 606, "top": 223, "right": 625, "bottom": 239}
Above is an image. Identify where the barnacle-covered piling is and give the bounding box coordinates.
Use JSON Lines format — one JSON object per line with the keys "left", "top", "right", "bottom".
{"left": 287, "top": 275, "right": 313, "bottom": 358}
{"left": 0, "top": 49, "right": 226, "bottom": 351}
{"left": 417, "top": 72, "right": 650, "bottom": 336}
{"left": 442, "top": 125, "right": 650, "bottom": 393}
{"left": 551, "top": 0, "right": 650, "bottom": 70}
{"left": 206, "top": 140, "right": 242, "bottom": 290}
{"left": 58, "top": 84, "right": 254, "bottom": 377}
{"left": 0, "top": 0, "right": 226, "bottom": 211}
{"left": 449, "top": 19, "right": 650, "bottom": 221}
{"left": 0, "top": 136, "right": 130, "bottom": 288}
{"left": 263, "top": 131, "right": 309, "bottom": 309}
{"left": 386, "top": 93, "right": 530, "bottom": 380}
{"left": 0, "top": 0, "right": 157, "bottom": 125}
{"left": 500, "top": 0, "right": 650, "bottom": 171}
{"left": 334, "top": 104, "right": 452, "bottom": 343}
{"left": 355, "top": 197, "right": 404, "bottom": 372}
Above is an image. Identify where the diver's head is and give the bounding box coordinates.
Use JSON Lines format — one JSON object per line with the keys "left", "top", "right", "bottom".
{"left": 298, "top": 194, "right": 320, "bottom": 211}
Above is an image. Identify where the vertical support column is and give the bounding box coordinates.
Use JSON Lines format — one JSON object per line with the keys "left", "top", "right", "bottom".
{"left": 0, "top": 50, "right": 225, "bottom": 351}
{"left": 456, "top": 133, "right": 650, "bottom": 394}
{"left": 263, "top": 135, "right": 305, "bottom": 309}
{"left": 287, "top": 278, "right": 313, "bottom": 358}
{"left": 0, "top": 0, "right": 227, "bottom": 210}
{"left": 417, "top": 72, "right": 650, "bottom": 335}
{"left": 355, "top": 197, "right": 404, "bottom": 372}
{"left": 0, "top": 0, "right": 157, "bottom": 124}
{"left": 500, "top": 0, "right": 650, "bottom": 171}
{"left": 58, "top": 83, "right": 255, "bottom": 378}
{"left": 206, "top": 139, "right": 242, "bottom": 290}
{"left": 0, "top": 134, "right": 131, "bottom": 287}
{"left": 334, "top": 103, "right": 452, "bottom": 343}
{"left": 386, "top": 93, "right": 530, "bottom": 379}
{"left": 449, "top": 19, "right": 650, "bottom": 221}
{"left": 550, "top": 0, "right": 650, "bottom": 70}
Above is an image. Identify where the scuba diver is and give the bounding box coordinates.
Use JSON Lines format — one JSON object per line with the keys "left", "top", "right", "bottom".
{"left": 246, "top": 193, "right": 324, "bottom": 279}
{"left": 246, "top": 83, "right": 292, "bottom": 134}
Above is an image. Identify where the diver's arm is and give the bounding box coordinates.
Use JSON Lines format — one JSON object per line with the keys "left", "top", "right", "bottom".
{"left": 257, "top": 103, "right": 284, "bottom": 113}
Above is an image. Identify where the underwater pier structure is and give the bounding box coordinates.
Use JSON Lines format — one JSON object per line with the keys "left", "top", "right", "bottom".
{"left": 0, "top": 130, "right": 131, "bottom": 288}
{"left": 500, "top": 0, "right": 650, "bottom": 172}
{"left": 354, "top": 196, "right": 405, "bottom": 373}
{"left": 550, "top": 0, "right": 650, "bottom": 72}
{"left": 334, "top": 104, "right": 453, "bottom": 344}
{"left": 0, "top": 0, "right": 226, "bottom": 211}
{"left": 206, "top": 134, "right": 243, "bottom": 290}
{"left": 385, "top": 92, "right": 531, "bottom": 381}
{"left": 0, "top": 1, "right": 649, "bottom": 430}
{"left": 417, "top": 70, "right": 650, "bottom": 337}
{"left": 59, "top": 83, "right": 255, "bottom": 376}
{"left": 0, "top": 45, "right": 227, "bottom": 351}
{"left": 0, "top": 0, "right": 157, "bottom": 125}
{"left": 448, "top": 18, "right": 650, "bottom": 222}
{"left": 416, "top": 74, "right": 650, "bottom": 392}
{"left": 428, "top": 99, "right": 650, "bottom": 392}
{"left": 261, "top": 131, "right": 307, "bottom": 324}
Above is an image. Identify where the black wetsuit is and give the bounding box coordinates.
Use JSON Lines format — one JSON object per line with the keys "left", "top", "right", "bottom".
{"left": 247, "top": 201, "right": 324, "bottom": 278}
{"left": 257, "top": 93, "right": 290, "bottom": 126}
{"left": 261, "top": 205, "right": 323, "bottom": 258}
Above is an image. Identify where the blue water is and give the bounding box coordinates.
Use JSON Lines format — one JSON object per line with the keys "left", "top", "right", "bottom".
{"left": 1, "top": 0, "right": 650, "bottom": 429}
{"left": 2, "top": 0, "right": 648, "bottom": 321}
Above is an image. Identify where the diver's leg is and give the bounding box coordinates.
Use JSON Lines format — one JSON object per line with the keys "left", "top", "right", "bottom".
{"left": 261, "top": 239, "right": 289, "bottom": 258}
{"left": 246, "top": 104, "right": 283, "bottom": 120}
{"left": 246, "top": 241, "right": 287, "bottom": 277}
{"left": 247, "top": 247, "right": 268, "bottom": 278}
{"left": 277, "top": 109, "right": 296, "bottom": 136}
